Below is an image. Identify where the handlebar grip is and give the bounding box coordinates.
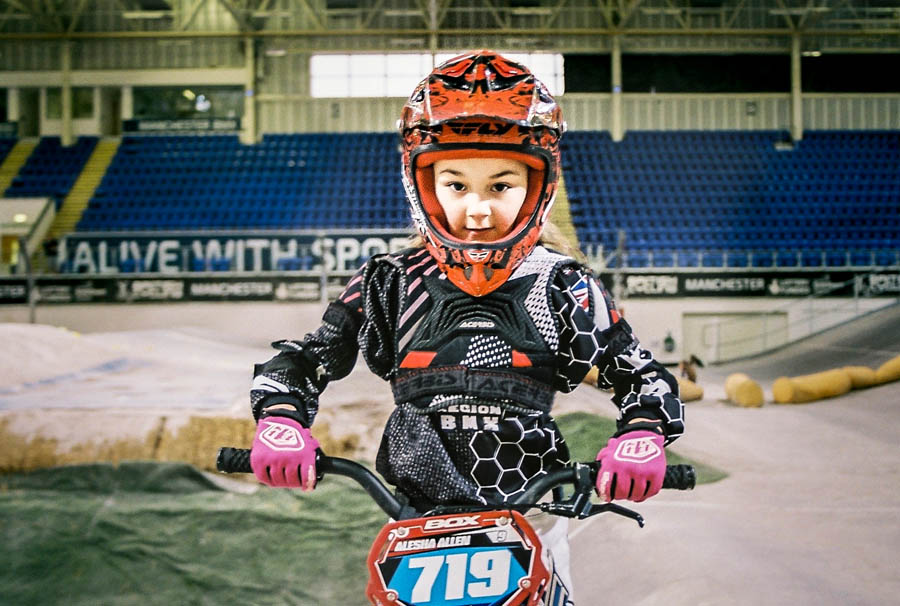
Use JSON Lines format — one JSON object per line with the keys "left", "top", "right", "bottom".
{"left": 216, "top": 447, "right": 252, "bottom": 473}
{"left": 215, "top": 447, "right": 332, "bottom": 475}
{"left": 662, "top": 464, "right": 695, "bottom": 490}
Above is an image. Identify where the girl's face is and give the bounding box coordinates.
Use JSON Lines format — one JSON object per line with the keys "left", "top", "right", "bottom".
{"left": 433, "top": 157, "right": 529, "bottom": 243}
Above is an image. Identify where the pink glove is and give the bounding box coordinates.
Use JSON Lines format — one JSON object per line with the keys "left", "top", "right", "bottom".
{"left": 251, "top": 416, "right": 319, "bottom": 490}
{"left": 595, "top": 430, "right": 666, "bottom": 503}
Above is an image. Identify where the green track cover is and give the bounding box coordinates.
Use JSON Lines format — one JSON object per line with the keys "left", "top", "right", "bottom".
{"left": 1, "top": 462, "right": 384, "bottom": 605}
{"left": 0, "top": 414, "right": 720, "bottom": 605}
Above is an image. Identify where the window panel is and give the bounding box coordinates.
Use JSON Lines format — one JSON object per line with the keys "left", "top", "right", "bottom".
{"left": 312, "top": 77, "right": 350, "bottom": 98}
{"left": 351, "top": 76, "right": 386, "bottom": 98}
{"left": 310, "top": 52, "right": 565, "bottom": 98}
{"left": 73, "top": 88, "right": 94, "bottom": 119}
{"left": 47, "top": 88, "right": 61, "bottom": 119}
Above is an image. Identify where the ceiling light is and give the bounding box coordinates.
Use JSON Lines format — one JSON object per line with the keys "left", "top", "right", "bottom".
{"left": 769, "top": 7, "right": 831, "bottom": 16}
{"left": 383, "top": 9, "right": 423, "bottom": 17}
{"left": 122, "top": 10, "right": 171, "bottom": 19}
{"left": 641, "top": 8, "right": 684, "bottom": 15}
{"left": 510, "top": 7, "right": 552, "bottom": 16}
{"left": 389, "top": 38, "right": 425, "bottom": 47}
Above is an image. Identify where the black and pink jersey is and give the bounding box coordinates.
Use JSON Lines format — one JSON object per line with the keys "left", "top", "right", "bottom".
{"left": 251, "top": 246, "right": 684, "bottom": 511}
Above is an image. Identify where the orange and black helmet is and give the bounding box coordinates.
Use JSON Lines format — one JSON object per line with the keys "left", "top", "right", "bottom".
{"left": 399, "top": 50, "right": 565, "bottom": 297}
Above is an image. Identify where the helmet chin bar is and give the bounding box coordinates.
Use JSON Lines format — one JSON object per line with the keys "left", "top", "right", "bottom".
{"left": 424, "top": 224, "right": 543, "bottom": 297}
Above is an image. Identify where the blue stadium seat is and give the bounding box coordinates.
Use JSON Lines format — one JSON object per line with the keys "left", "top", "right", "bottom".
{"left": 727, "top": 252, "right": 749, "bottom": 267}
{"left": 677, "top": 251, "right": 700, "bottom": 267}
{"left": 55, "top": 129, "right": 899, "bottom": 280}
{"left": 850, "top": 251, "right": 873, "bottom": 266}
{"left": 751, "top": 252, "right": 774, "bottom": 267}
{"left": 76, "top": 133, "right": 407, "bottom": 234}
{"left": 626, "top": 251, "right": 650, "bottom": 268}
{"left": 652, "top": 251, "right": 675, "bottom": 267}
{"left": 826, "top": 251, "right": 848, "bottom": 267}
{"left": 875, "top": 250, "right": 898, "bottom": 267}
{"left": 561, "top": 129, "right": 898, "bottom": 269}
{"left": 802, "top": 251, "right": 825, "bottom": 267}
{"left": 7, "top": 136, "right": 98, "bottom": 207}
{"left": 776, "top": 251, "right": 799, "bottom": 267}
{"left": 210, "top": 257, "right": 232, "bottom": 271}
{"left": 702, "top": 251, "right": 725, "bottom": 267}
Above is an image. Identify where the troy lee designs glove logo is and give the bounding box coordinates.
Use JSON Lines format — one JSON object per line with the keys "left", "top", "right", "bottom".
{"left": 259, "top": 421, "right": 306, "bottom": 451}
{"left": 614, "top": 436, "right": 662, "bottom": 463}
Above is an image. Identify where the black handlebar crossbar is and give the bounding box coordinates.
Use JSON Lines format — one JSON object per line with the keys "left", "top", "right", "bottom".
{"left": 216, "top": 447, "right": 695, "bottom": 520}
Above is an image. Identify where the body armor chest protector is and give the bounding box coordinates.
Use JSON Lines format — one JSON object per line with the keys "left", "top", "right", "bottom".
{"left": 381, "top": 246, "right": 576, "bottom": 413}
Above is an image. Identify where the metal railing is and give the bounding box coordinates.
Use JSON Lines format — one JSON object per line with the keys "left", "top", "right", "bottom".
{"left": 700, "top": 273, "right": 900, "bottom": 364}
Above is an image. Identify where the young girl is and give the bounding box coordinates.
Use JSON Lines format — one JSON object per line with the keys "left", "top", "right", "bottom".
{"left": 248, "top": 50, "right": 684, "bottom": 602}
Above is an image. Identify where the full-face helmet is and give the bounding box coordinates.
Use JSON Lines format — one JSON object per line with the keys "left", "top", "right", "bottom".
{"left": 399, "top": 50, "right": 565, "bottom": 297}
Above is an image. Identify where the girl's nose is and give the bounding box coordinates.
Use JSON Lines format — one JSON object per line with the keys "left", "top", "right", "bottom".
{"left": 465, "top": 195, "right": 491, "bottom": 220}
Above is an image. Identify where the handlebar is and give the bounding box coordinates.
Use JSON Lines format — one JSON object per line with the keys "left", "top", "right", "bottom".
{"left": 217, "top": 446, "right": 695, "bottom": 524}
{"left": 216, "top": 446, "right": 408, "bottom": 520}
{"left": 515, "top": 462, "right": 696, "bottom": 503}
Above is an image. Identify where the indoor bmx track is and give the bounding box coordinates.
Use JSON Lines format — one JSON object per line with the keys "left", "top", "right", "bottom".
{"left": 569, "top": 303, "right": 900, "bottom": 606}
{"left": 1, "top": 301, "right": 898, "bottom": 606}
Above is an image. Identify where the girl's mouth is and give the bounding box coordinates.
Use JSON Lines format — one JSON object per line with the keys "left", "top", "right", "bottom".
{"left": 464, "top": 228, "right": 494, "bottom": 241}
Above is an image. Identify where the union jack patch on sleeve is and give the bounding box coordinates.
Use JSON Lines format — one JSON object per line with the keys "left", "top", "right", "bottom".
{"left": 571, "top": 277, "right": 591, "bottom": 311}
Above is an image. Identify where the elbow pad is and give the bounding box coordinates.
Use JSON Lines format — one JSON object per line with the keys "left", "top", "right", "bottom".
{"left": 251, "top": 342, "right": 328, "bottom": 424}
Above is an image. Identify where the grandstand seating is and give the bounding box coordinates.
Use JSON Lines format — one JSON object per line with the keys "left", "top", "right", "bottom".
{"left": 562, "top": 130, "right": 899, "bottom": 268}
{"left": 0, "top": 137, "right": 16, "bottom": 165}
{"left": 60, "top": 129, "right": 900, "bottom": 269}
{"left": 76, "top": 133, "right": 408, "bottom": 231}
{"left": 3, "top": 136, "right": 98, "bottom": 207}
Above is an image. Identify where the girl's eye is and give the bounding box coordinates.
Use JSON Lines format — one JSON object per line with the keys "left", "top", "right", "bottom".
{"left": 492, "top": 183, "right": 511, "bottom": 192}
{"left": 447, "top": 182, "right": 466, "bottom": 192}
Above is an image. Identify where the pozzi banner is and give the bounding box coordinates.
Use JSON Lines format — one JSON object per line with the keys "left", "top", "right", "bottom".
{"left": 59, "top": 231, "right": 413, "bottom": 274}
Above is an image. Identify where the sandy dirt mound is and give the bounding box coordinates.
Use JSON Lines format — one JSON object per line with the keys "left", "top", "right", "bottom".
{"left": 0, "top": 323, "right": 126, "bottom": 387}
{"left": 0, "top": 322, "right": 621, "bottom": 471}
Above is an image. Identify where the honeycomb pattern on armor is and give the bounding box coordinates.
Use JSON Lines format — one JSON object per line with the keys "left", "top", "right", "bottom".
{"left": 552, "top": 281, "right": 606, "bottom": 391}
{"left": 468, "top": 416, "right": 562, "bottom": 501}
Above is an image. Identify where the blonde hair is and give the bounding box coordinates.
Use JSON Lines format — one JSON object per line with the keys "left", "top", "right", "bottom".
{"left": 539, "top": 220, "right": 587, "bottom": 263}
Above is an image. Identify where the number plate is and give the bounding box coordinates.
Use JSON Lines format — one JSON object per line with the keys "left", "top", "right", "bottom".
{"left": 366, "top": 510, "right": 549, "bottom": 606}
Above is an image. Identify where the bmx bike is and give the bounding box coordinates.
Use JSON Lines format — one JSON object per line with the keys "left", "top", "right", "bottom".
{"left": 217, "top": 447, "right": 695, "bottom": 606}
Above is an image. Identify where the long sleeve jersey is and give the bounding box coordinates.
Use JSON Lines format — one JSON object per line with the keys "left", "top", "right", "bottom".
{"left": 251, "top": 246, "right": 684, "bottom": 512}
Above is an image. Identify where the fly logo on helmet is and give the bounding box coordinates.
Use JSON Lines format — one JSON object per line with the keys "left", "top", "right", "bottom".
{"left": 399, "top": 50, "right": 566, "bottom": 297}
{"left": 445, "top": 121, "right": 517, "bottom": 136}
